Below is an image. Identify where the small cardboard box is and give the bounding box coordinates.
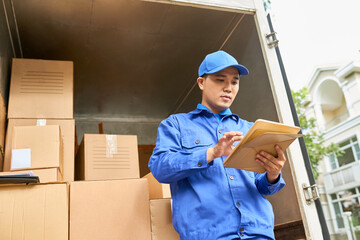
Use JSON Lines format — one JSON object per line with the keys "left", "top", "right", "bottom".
{"left": 75, "top": 134, "right": 139, "bottom": 181}
{"left": 8, "top": 58, "right": 73, "bottom": 119}
{"left": 0, "top": 168, "right": 62, "bottom": 183}
{"left": 11, "top": 125, "right": 62, "bottom": 172}
{"left": 143, "top": 172, "right": 171, "bottom": 199}
{"left": 4, "top": 119, "right": 75, "bottom": 181}
{"left": 0, "top": 183, "right": 68, "bottom": 240}
{"left": 70, "top": 179, "right": 151, "bottom": 240}
{"left": 150, "top": 199, "right": 180, "bottom": 240}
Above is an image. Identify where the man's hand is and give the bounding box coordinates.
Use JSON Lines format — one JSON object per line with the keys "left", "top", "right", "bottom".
{"left": 207, "top": 131, "right": 243, "bottom": 163}
{"left": 255, "top": 145, "right": 286, "bottom": 183}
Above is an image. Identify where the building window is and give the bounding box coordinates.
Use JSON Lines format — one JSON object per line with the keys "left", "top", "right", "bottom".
{"left": 330, "top": 187, "right": 360, "bottom": 230}
{"left": 329, "top": 136, "right": 360, "bottom": 170}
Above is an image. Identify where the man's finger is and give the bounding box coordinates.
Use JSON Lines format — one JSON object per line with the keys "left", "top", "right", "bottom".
{"left": 275, "top": 145, "right": 286, "bottom": 161}
{"left": 256, "top": 153, "right": 277, "bottom": 169}
{"left": 223, "top": 131, "right": 243, "bottom": 137}
{"left": 231, "top": 136, "right": 243, "bottom": 142}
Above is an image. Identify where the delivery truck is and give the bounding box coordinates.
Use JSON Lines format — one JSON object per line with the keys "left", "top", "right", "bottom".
{"left": 0, "top": 0, "right": 328, "bottom": 239}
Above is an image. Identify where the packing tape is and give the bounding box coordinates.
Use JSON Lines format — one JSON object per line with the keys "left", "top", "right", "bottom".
{"left": 106, "top": 135, "right": 117, "bottom": 158}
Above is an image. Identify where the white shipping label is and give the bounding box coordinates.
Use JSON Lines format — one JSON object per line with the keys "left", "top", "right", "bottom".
{"left": 37, "top": 119, "right": 47, "bottom": 126}
{"left": 11, "top": 149, "right": 31, "bottom": 169}
{"left": 105, "top": 135, "right": 117, "bottom": 158}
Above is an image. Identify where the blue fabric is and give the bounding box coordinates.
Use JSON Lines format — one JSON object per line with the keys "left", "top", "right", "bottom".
{"left": 198, "top": 50, "right": 249, "bottom": 77}
{"left": 149, "top": 104, "right": 285, "bottom": 240}
{"left": 196, "top": 104, "right": 232, "bottom": 121}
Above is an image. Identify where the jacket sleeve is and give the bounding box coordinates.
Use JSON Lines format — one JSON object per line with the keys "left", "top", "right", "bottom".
{"left": 148, "top": 116, "right": 211, "bottom": 183}
{"left": 254, "top": 172, "right": 286, "bottom": 195}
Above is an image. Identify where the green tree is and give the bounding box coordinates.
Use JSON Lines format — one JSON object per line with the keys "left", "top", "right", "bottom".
{"left": 263, "top": 0, "right": 271, "bottom": 11}
{"left": 292, "top": 87, "right": 342, "bottom": 179}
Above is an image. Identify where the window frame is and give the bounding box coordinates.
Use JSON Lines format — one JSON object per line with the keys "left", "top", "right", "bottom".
{"left": 328, "top": 187, "right": 360, "bottom": 231}
{"left": 328, "top": 135, "right": 360, "bottom": 170}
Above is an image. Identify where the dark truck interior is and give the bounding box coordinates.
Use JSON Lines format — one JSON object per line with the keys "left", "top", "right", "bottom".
{"left": 0, "top": 1, "right": 306, "bottom": 239}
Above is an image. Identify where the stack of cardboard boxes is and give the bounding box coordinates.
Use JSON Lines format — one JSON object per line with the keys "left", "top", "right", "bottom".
{"left": 71, "top": 134, "right": 152, "bottom": 239}
{"left": 3, "top": 58, "right": 75, "bottom": 182}
{"left": 0, "top": 58, "right": 179, "bottom": 239}
{"left": 73, "top": 135, "right": 179, "bottom": 239}
{"left": 0, "top": 58, "right": 74, "bottom": 239}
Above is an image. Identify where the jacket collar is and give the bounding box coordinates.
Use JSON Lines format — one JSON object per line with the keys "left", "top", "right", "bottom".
{"left": 190, "top": 104, "right": 239, "bottom": 123}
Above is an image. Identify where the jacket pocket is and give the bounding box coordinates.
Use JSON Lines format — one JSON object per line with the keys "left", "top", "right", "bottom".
{"left": 180, "top": 129, "right": 212, "bottom": 149}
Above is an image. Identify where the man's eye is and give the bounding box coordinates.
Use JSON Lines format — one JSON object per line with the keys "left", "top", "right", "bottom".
{"left": 232, "top": 81, "right": 238, "bottom": 85}
{"left": 217, "top": 79, "right": 224, "bottom": 82}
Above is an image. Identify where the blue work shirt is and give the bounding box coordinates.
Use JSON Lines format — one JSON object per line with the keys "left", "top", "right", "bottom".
{"left": 149, "top": 104, "right": 285, "bottom": 240}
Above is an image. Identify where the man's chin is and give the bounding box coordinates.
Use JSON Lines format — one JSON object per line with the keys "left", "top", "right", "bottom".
{"left": 215, "top": 104, "right": 231, "bottom": 112}
{"left": 219, "top": 102, "right": 232, "bottom": 109}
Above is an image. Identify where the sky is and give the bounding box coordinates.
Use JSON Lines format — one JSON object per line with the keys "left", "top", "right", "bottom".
{"left": 269, "top": 0, "right": 360, "bottom": 90}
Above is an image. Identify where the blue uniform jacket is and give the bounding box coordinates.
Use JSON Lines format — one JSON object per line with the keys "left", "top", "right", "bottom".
{"left": 149, "top": 105, "right": 285, "bottom": 240}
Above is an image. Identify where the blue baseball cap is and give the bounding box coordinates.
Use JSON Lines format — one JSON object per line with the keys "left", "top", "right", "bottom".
{"left": 198, "top": 50, "right": 249, "bottom": 77}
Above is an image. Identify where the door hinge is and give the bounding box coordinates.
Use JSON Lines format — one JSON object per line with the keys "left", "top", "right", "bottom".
{"left": 302, "top": 183, "right": 320, "bottom": 205}
{"left": 265, "top": 32, "right": 279, "bottom": 48}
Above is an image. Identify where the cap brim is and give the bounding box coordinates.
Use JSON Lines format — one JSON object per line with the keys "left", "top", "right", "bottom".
{"left": 206, "top": 64, "right": 249, "bottom": 76}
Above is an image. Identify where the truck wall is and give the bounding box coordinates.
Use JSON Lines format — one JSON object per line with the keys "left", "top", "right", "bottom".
{"left": 0, "top": 1, "right": 14, "bottom": 169}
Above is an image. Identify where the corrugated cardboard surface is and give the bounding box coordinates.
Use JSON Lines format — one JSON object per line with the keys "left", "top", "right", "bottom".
{"left": 76, "top": 134, "right": 140, "bottom": 180}
{"left": 0, "top": 168, "right": 62, "bottom": 183}
{"left": 70, "top": 179, "right": 151, "bottom": 240}
{"left": 11, "top": 125, "right": 62, "bottom": 172}
{"left": 150, "top": 199, "right": 179, "bottom": 240}
{"left": 143, "top": 172, "right": 171, "bottom": 199}
{"left": 4, "top": 119, "right": 75, "bottom": 181}
{"left": 0, "top": 183, "right": 68, "bottom": 240}
{"left": 8, "top": 58, "right": 73, "bottom": 119}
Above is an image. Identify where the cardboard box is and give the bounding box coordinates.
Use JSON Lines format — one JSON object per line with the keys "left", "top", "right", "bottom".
{"left": 70, "top": 179, "right": 151, "bottom": 240}
{"left": 0, "top": 183, "right": 68, "bottom": 240}
{"left": 11, "top": 125, "right": 62, "bottom": 172}
{"left": 75, "top": 134, "right": 140, "bottom": 180}
{"left": 4, "top": 119, "right": 75, "bottom": 181}
{"left": 0, "top": 168, "right": 62, "bottom": 183}
{"left": 8, "top": 58, "right": 73, "bottom": 119}
{"left": 143, "top": 172, "right": 171, "bottom": 199}
{"left": 150, "top": 199, "right": 179, "bottom": 240}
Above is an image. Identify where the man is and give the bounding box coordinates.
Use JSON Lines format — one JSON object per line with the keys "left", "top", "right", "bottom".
{"left": 149, "top": 50, "right": 286, "bottom": 240}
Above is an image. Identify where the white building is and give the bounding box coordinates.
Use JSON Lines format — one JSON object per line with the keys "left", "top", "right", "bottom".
{"left": 305, "top": 60, "right": 360, "bottom": 239}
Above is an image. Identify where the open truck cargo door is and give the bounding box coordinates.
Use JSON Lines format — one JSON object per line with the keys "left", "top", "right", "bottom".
{"left": 2, "top": 0, "right": 326, "bottom": 239}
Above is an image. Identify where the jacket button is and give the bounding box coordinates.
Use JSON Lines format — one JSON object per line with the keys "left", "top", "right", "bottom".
{"left": 240, "top": 233, "right": 244, "bottom": 237}
{"left": 236, "top": 202, "right": 241, "bottom": 207}
{"left": 198, "top": 162, "right": 203, "bottom": 167}
{"left": 195, "top": 140, "right": 200, "bottom": 144}
{"left": 218, "top": 130, "right": 222, "bottom": 134}
{"left": 229, "top": 176, "right": 234, "bottom": 180}
{"left": 240, "top": 227, "right": 244, "bottom": 232}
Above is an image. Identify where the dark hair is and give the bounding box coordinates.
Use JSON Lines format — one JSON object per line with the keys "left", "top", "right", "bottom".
{"left": 201, "top": 74, "right": 208, "bottom": 79}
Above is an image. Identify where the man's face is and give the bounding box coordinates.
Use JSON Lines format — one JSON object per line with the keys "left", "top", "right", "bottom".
{"left": 197, "top": 67, "right": 240, "bottom": 113}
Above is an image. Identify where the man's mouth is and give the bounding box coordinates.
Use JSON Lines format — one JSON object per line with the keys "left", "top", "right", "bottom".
{"left": 221, "top": 95, "right": 232, "bottom": 101}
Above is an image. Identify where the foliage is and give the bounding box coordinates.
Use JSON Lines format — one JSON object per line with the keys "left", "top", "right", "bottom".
{"left": 263, "top": 0, "right": 271, "bottom": 11}
{"left": 292, "top": 87, "right": 342, "bottom": 179}
{"left": 355, "top": 229, "right": 360, "bottom": 240}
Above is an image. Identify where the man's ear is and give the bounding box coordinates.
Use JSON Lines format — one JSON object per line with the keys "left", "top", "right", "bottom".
{"left": 197, "top": 77, "right": 205, "bottom": 90}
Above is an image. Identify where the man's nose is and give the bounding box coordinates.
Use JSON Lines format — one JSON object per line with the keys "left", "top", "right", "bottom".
{"left": 224, "top": 82, "right": 232, "bottom": 92}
